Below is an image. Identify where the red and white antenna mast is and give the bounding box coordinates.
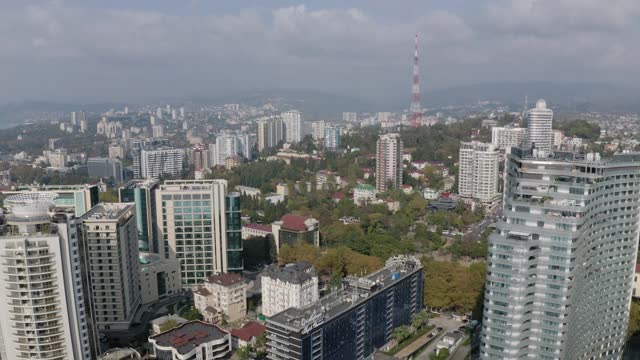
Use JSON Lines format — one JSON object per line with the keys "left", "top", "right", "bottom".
{"left": 410, "top": 33, "right": 421, "bottom": 127}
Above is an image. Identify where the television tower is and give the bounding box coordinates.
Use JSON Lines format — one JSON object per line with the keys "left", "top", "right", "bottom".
{"left": 410, "top": 34, "right": 421, "bottom": 127}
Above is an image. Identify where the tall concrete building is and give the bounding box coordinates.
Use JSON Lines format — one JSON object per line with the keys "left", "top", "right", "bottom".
{"left": 342, "top": 112, "right": 357, "bottom": 123}
{"left": 282, "top": 110, "right": 305, "bottom": 143}
{"left": 491, "top": 126, "right": 527, "bottom": 150}
{"left": 87, "top": 157, "right": 124, "bottom": 183}
{"left": 81, "top": 203, "right": 141, "bottom": 331}
{"left": 151, "top": 124, "right": 165, "bottom": 138}
{"left": 458, "top": 141, "right": 500, "bottom": 207}
{"left": 324, "top": 125, "right": 341, "bottom": 149}
{"left": 0, "top": 193, "right": 96, "bottom": 360}
{"left": 481, "top": 148, "right": 640, "bottom": 360}
{"left": 118, "top": 179, "right": 160, "bottom": 253}
{"left": 139, "top": 148, "right": 184, "bottom": 179}
{"left": 375, "top": 133, "right": 403, "bottom": 192}
{"left": 257, "top": 116, "right": 283, "bottom": 152}
{"left": 311, "top": 120, "right": 326, "bottom": 141}
{"left": 188, "top": 143, "right": 209, "bottom": 171}
{"left": 525, "top": 99, "right": 554, "bottom": 154}
{"left": 155, "top": 180, "right": 230, "bottom": 286}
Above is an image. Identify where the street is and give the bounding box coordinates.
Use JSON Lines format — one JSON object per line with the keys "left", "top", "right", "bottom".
{"left": 414, "top": 315, "right": 464, "bottom": 360}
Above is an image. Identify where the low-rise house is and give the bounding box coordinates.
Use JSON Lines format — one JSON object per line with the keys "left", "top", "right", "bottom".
{"left": 353, "top": 184, "right": 376, "bottom": 206}
{"left": 148, "top": 321, "right": 231, "bottom": 360}
{"left": 242, "top": 223, "right": 273, "bottom": 240}
{"left": 231, "top": 321, "right": 266, "bottom": 349}
{"left": 272, "top": 214, "right": 320, "bottom": 253}
{"left": 193, "top": 273, "right": 247, "bottom": 323}
{"left": 436, "top": 332, "right": 463, "bottom": 352}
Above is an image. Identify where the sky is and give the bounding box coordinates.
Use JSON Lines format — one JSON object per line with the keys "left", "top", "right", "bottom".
{"left": 1, "top": 0, "right": 639, "bottom": 104}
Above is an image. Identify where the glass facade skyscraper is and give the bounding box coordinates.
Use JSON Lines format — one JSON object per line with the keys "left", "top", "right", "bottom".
{"left": 481, "top": 148, "right": 640, "bottom": 359}
{"left": 155, "top": 180, "right": 231, "bottom": 286}
{"left": 266, "top": 256, "right": 423, "bottom": 360}
{"left": 118, "top": 179, "right": 159, "bottom": 253}
{"left": 225, "top": 192, "right": 243, "bottom": 272}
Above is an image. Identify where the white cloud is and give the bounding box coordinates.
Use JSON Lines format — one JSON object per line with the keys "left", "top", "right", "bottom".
{"left": 0, "top": 0, "right": 638, "bottom": 102}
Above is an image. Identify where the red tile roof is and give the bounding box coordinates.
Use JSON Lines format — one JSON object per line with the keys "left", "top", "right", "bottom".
{"left": 280, "top": 214, "right": 311, "bottom": 232}
{"left": 231, "top": 322, "right": 266, "bottom": 342}
{"left": 636, "top": 264, "right": 640, "bottom": 273}
{"left": 332, "top": 192, "right": 346, "bottom": 199}
{"left": 243, "top": 223, "right": 273, "bottom": 232}
{"left": 205, "top": 273, "right": 244, "bottom": 287}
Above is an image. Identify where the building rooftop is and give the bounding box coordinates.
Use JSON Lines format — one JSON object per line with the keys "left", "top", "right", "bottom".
{"left": 279, "top": 214, "right": 318, "bottom": 232}
{"left": 268, "top": 256, "right": 422, "bottom": 332}
{"left": 205, "top": 273, "right": 244, "bottom": 287}
{"left": 150, "top": 321, "right": 229, "bottom": 355}
{"left": 82, "top": 203, "right": 134, "bottom": 222}
{"left": 243, "top": 223, "right": 273, "bottom": 232}
{"left": 231, "top": 321, "right": 266, "bottom": 342}
{"left": 355, "top": 184, "right": 376, "bottom": 191}
{"left": 97, "top": 347, "right": 141, "bottom": 360}
{"left": 263, "top": 262, "right": 316, "bottom": 285}
{"left": 119, "top": 179, "right": 159, "bottom": 190}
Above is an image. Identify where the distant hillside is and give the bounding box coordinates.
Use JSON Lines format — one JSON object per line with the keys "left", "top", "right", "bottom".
{"left": 423, "top": 82, "right": 640, "bottom": 113}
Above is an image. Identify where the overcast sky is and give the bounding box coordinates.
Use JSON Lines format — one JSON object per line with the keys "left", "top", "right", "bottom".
{"left": 1, "top": 0, "right": 639, "bottom": 103}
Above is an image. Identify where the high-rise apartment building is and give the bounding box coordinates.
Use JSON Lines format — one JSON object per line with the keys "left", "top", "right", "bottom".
{"left": 375, "top": 133, "right": 403, "bottom": 192}
{"left": 151, "top": 124, "right": 164, "bottom": 138}
{"left": 188, "top": 143, "right": 209, "bottom": 171}
{"left": 81, "top": 203, "right": 141, "bottom": 331}
{"left": 213, "top": 134, "right": 238, "bottom": 166}
{"left": 0, "top": 193, "right": 96, "bottom": 360}
{"left": 139, "top": 148, "right": 184, "bottom": 179}
{"left": 481, "top": 148, "right": 640, "bottom": 360}
{"left": 458, "top": 141, "right": 500, "bottom": 207}
{"left": 257, "top": 116, "right": 284, "bottom": 152}
{"left": 118, "top": 179, "right": 160, "bottom": 253}
{"left": 324, "top": 125, "right": 341, "bottom": 149}
{"left": 311, "top": 121, "right": 326, "bottom": 141}
{"left": 266, "top": 256, "right": 423, "bottom": 360}
{"left": 526, "top": 99, "right": 554, "bottom": 154}
{"left": 491, "top": 126, "right": 527, "bottom": 150}
{"left": 155, "top": 180, "right": 231, "bottom": 286}
{"left": 282, "top": 110, "right": 305, "bottom": 143}
{"left": 342, "top": 112, "right": 357, "bottom": 123}
{"left": 87, "top": 157, "right": 124, "bottom": 183}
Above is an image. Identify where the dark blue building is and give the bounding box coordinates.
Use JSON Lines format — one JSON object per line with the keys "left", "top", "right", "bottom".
{"left": 225, "top": 191, "right": 243, "bottom": 272}
{"left": 266, "top": 256, "right": 424, "bottom": 360}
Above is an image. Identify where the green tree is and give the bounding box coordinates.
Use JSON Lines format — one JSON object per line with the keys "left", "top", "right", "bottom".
{"left": 393, "top": 325, "right": 411, "bottom": 343}
{"left": 411, "top": 311, "right": 431, "bottom": 330}
{"left": 180, "top": 306, "right": 203, "bottom": 321}
{"left": 430, "top": 348, "right": 450, "bottom": 360}
{"left": 236, "top": 345, "right": 252, "bottom": 360}
{"left": 159, "top": 319, "right": 179, "bottom": 332}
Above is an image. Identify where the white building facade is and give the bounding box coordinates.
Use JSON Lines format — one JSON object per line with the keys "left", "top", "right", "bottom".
{"left": 525, "top": 99, "right": 554, "bottom": 153}
{"left": 491, "top": 126, "right": 527, "bottom": 150}
{"left": 458, "top": 141, "right": 500, "bottom": 207}
{"left": 261, "top": 262, "right": 319, "bottom": 317}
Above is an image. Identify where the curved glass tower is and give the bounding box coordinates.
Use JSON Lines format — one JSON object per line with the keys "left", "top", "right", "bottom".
{"left": 481, "top": 148, "right": 640, "bottom": 359}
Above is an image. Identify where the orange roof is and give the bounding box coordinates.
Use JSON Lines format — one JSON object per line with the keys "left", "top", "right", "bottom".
{"left": 231, "top": 322, "right": 266, "bottom": 342}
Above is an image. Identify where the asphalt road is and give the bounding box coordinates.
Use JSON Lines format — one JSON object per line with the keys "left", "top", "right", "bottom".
{"left": 414, "top": 315, "right": 464, "bottom": 360}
